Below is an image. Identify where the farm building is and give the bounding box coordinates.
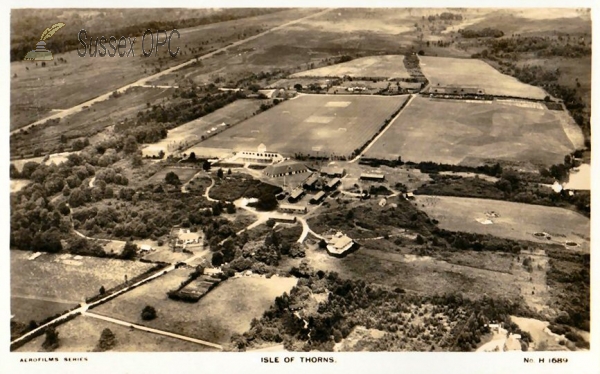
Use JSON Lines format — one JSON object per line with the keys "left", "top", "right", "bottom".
{"left": 378, "top": 198, "right": 387, "bottom": 207}
{"left": 310, "top": 191, "right": 326, "bottom": 204}
{"left": 429, "top": 85, "right": 485, "bottom": 96}
{"left": 321, "top": 166, "right": 345, "bottom": 178}
{"left": 178, "top": 228, "right": 199, "bottom": 244}
{"left": 288, "top": 188, "right": 306, "bottom": 203}
{"left": 326, "top": 232, "right": 355, "bottom": 257}
{"left": 404, "top": 192, "right": 415, "bottom": 200}
{"left": 264, "top": 160, "right": 310, "bottom": 178}
{"left": 360, "top": 173, "right": 385, "bottom": 181}
{"left": 279, "top": 204, "right": 308, "bottom": 214}
{"left": 399, "top": 81, "right": 422, "bottom": 92}
{"left": 303, "top": 173, "right": 323, "bottom": 191}
{"left": 324, "top": 178, "right": 341, "bottom": 191}
{"left": 139, "top": 244, "right": 154, "bottom": 253}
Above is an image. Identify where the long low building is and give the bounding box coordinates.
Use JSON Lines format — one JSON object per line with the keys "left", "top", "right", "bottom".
{"left": 360, "top": 173, "right": 385, "bottom": 181}
{"left": 278, "top": 204, "right": 308, "bottom": 214}
{"left": 264, "top": 160, "right": 310, "bottom": 178}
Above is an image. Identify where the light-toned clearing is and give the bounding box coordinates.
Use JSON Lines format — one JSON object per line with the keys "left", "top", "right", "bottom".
{"left": 334, "top": 326, "right": 387, "bottom": 352}
{"left": 477, "top": 326, "right": 522, "bottom": 352}
{"left": 291, "top": 55, "right": 410, "bottom": 79}
{"left": 365, "top": 95, "right": 581, "bottom": 166}
{"left": 10, "top": 151, "right": 77, "bottom": 172}
{"left": 10, "top": 179, "right": 30, "bottom": 193}
{"left": 419, "top": 56, "right": 548, "bottom": 100}
{"left": 438, "top": 171, "right": 499, "bottom": 183}
{"left": 564, "top": 163, "right": 590, "bottom": 191}
{"left": 510, "top": 316, "right": 569, "bottom": 351}
{"left": 415, "top": 196, "right": 590, "bottom": 250}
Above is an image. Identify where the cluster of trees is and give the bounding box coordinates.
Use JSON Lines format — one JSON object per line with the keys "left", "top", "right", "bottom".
{"left": 487, "top": 36, "right": 590, "bottom": 58}
{"left": 115, "top": 89, "right": 245, "bottom": 144}
{"left": 233, "top": 269, "right": 530, "bottom": 352}
{"left": 545, "top": 250, "right": 590, "bottom": 331}
{"left": 426, "top": 12, "right": 463, "bottom": 22}
{"left": 460, "top": 28, "right": 504, "bottom": 38}
{"left": 72, "top": 187, "right": 221, "bottom": 242}
{"left": 209, "top": 174, "right": 282, "bottom": 210}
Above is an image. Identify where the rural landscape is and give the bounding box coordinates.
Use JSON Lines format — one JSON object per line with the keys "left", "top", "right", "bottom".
{"left": 9, "top": 8, "right": 591, "bottom": 354}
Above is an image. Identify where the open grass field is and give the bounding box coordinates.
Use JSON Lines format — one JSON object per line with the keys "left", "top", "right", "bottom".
{"left": 16, "top": 315, "right": 215, "bottom": 352}
{"left": 142, "top": 99, "right": 268, "bottom": 157}
{"left": 10, "top": 9, "right": 316, "bottom": 130}
{"left": 10, "top": 86, "right": 174, "bottom": 157}
{"left": 93, "top": 271, "right": 297, "bottom": 345}
{"left": 199, "top": 94, "right": 408, "bottom": 157}
{"left": 10, "top": 250, "right": 155, "bottom": 324}
{"left": 414, "top": 196, "right": 590, "bottom": 250}
{"left": 364, "top": 96, "right": 581, "bottom": 166}
{"left": 290, "top": 55, "right": 410, "bottom": 79}
{"left": 299, "top": 242, "right": 521, "bottom": 301}
{"left": 419, "top": 56, "right": 548, "bottom": 99}
{"left": 146, "top": 166, "right": 199, "bottom": 185}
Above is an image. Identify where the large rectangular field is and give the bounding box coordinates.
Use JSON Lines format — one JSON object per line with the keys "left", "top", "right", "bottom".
{"left": 198, "top": 94, "right": 408, "bottom": 157}
{"left": 290, "top": 55, "right": 410, "bottom": 79}
{"left": 364, "top": 96, "right": 581, "bottom": 166}
{"left": 93, "top": 271, "right": 297, "bottom": 345}
{"left": 10, "top": 250, "right": 155, "bottom": 324}
{"left": 419, "top": 56, "right": 548, "bottom": 99}
{"left": 414, "top": 195, "right": 590, "bottom": 250}
{"left": 142, "top": 99, "right": 268, "bottom": 158}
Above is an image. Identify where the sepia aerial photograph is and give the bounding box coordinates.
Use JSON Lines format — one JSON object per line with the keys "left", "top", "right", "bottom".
{"left": 8, "top": 7, "right": 592, "bottom": 357}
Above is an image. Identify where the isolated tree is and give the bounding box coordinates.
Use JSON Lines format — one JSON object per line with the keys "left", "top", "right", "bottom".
{"left": 164, "top": 171, "right": 181, "bottom": 186}
{"left": 318, "top": 239, "right": 328, "bottom": 249}
{"left": 42, "top": 327, "right": 60, "bottom": 351}
{"left": 99, "top": 285, "right": 106, "bottom": 295}
{"left": 217, "top": 168, "right": 224, "bottom": 179}
{"left": 294, "top": 83, "right": 303, "bottom": 91}
{"left": 121, "top": 241, "right": 138, "bottom": 260}
{"left": 227, "top": 168, "right": 232, "bottom": 175}
{"left": 123, "top": 135, "right": 138, "bottom": 154}
{"left": 141, "top": 305, "right": 157, "bottom": 321}
{"left": 189, "top": 152, "right": 196, "bottom": 161}
{"left": 95, "top": 328, "right": 117, "bottom": 352}
{"left": 202, "top": 160, "right": 211, "bottom": 172}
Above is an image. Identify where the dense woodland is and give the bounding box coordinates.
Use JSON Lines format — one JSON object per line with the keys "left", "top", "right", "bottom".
{"left": 231, "top": 270, "right": 534, "bottom": 352}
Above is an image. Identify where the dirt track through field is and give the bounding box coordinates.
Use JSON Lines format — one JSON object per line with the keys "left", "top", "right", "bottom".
{"left": 10, "top": 9, "right": 332, "bottom": 136}
{"left": 83, "top": 312, "right": 223, "bottom": 350}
